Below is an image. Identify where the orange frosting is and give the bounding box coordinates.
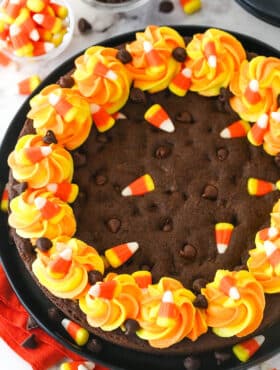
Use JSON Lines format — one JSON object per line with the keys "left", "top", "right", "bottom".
{"left": 8, "top": 134, "right": 73, "bottom": 188}
{"left": 125, "top": 25, "right": 185, "bottom": 93}
{"left": 230, "top": 56, "right": 280, "bottom": 122}
{"left": 185, "top": 28, "right": 246, "bottom": 96}
{"left": 73, "top": 46, "right": 131, "bottom": 114}
{"left": 27, "top": 84, "right": 92, "bottom": 150}
{"left": 8, "top": 188, "right": 76, "bottom": 240}
{"left": 202, "top": 270, "right": 265, "bottom": 338}
{"left": 263, "top": 109, "right": 280, "bottom": 155}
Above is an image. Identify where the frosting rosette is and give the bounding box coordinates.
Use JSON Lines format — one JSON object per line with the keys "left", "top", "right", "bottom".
{"left": 263, "top": 110, "right": 280, "bottom": 155}
{"left": 32, "top": 236, "right": 104, "bottom": 299}
{"left": 125, "top": 25, "right": 185, "bottom": 93}
{"left": 27, "top": 84, "right": 92, "bottom": 150}
{"left": 8, "top": 134, "right": 73, "bottom": 188}
{"left": 73, "top": 46, "right": 131, "bottom": 114}
{"left": 136, "top": 277, "right": 207, "bottom": 348}
{"left": 185, "top": 28, "right": 246, "bottom": 96}
{"left": 8, "top": 189, "right": 76, "bottom": 240}
{"left": 230, "top": 56, "right": 280, "bottom": 122}
{"left": 79, "top": 273, "right": 143, "bottom": 331}
{"left": 202, "top": 270, "right": 265, "bottom": 338}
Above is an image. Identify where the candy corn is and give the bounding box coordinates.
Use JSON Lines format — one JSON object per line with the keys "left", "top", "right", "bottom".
{"left": 232, "top": 335, "right": 265, "bottom": 362}
{"left": 256, "top": 227, "right": 279, "bottom": 243}
{"left": 32, "top": 40, "right": 54, "bottom": 56}
{"left": 144, "top": 104, "right": 175, "bottom": 133}
{"left": 4, "top": 0, "right": 22, "bottom": 20}
{"left": 247, "top": 114, "right": 269, "bottom": 146}
{"left": 219, "top": 275, "right": 240, "bottom": 300}
{"left": 143, "top": 41, "right": 165, "bottom": 74}
{"left": 0, "top": 50, "right": 17, "bottom": 68}
{"left": 204, "top": 41, "right": 217, "bottom": 68}
{"left": 51, "top": 3, "right": 68, "bottom": 19}
{"left": 48, "top": 93, "right": 77, "bottom": 122}
{"left": 34, "top": 196, "right": 61, "bottom": 220}
{"left": 132, "top": 270, "right": 152, "bottom": 289}
{"left": 60, "top": 361, "right": 95, "bottom": 370}
{"left": 112, "top": 111, "right": 127, "bottom": 120}
{"left": 16, "top": 75, "right": 41, "bottom": 95}
{"left": 24, "top": 145, "right": 51, "bottom": 163}
{"left": 46, "top": 182, "right": 78, "bottom": 203}
{"left": 215, "top": 222, "right": 234, "bottom": 254}
{"left": 61, "top": 318, "right": 89, "bottom": 346}
{"left": 15, "top": 7, "right": 40, "bottom": 41}
{"left": 244, "top": 80, "right": 261, "bottom": 105}
{"left": 1, "top": 184, "right": 9, "bottom": 212}
{"left": 169, "top": 67, "right": 192, "bottom": 96}
{"left": 47, "top": 248, "right": 72, "bottom": 278}
{"left": 156, "top": 290, "right": 179, "bottom": 327}
{"left": 220, "top": 120, "right": 250, "bottom": 139}
{"left": 247, "top": 178, "right": 276, "bottom": 196}
{"left": 33, "top": 12, "right": 62, "bottom": 34}
{"left": 121, "top": 174, "right": 155, "bottom": 197}
{"left": 93, "top": 61, "right": 117, "bottom": 81}
{"left": 89, "top": 280, "right": 118, "bottom": 299}
{"left": 90, "top": 104, "right": 115, "bottom": 132}
{"left": 263, "top": 241, "right": 280, "bottom": 269}
{"left": 180, "top": 0, "right": 201, "bottom": 14}
{"left": 9, "top": 23, "right": 34, "bottom": 57}
{"left": 27, "top": 0, "right": 49, "bottom": 13}
{"left": 105, "top": 242, "right": 139, "bottom": 268}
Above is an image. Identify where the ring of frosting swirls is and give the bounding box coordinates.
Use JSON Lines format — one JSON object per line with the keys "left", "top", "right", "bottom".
{"left": 73, "top": 46, "right": 131, "bottom": 114}
{"left": 230, "top": 56, "right": 280, "bottom": 122}
{"left": 8, "top": 134, "right": 73, "bottom": 188}
{"left": 27, "top": 84, "right": 92, "bottom": 150}
{"left": 8, "top": 188, "right": 76, "bottom": 240}
{"left": 184, "top": 28, "right": 246, "bottom": 96}
{"left": 263, "top": 109, "right": 280, "bottom": 155}
{"left": 202, "top": 270, "right": 265, "bottom": 338}
{"left": 125, "top": 25, "right": 185, "bottom": 93}
{"left": 32, "top": 236, "right": 104, "bottom": 299}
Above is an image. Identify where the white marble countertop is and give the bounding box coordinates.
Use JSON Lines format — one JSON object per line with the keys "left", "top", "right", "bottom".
{"left": 0, "top": 0, "right": 279, "bottom": 369}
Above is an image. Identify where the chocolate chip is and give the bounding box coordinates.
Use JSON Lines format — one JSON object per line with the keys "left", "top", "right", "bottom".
{"left": 155, "top": 145, "right": 171, "bottom": 159}
{"left": 35, "top": 237, "right": 52, "bottom": 251}
{"left": 78, "top": 17, "right": 92, "bottom": 33}
{"left": 58, "top": 75, "right": 75, "bottom": 88}
{"left": 161, "top": 218, "right": 173, "bottom": 232}
{"left": 43, "top": 130, "right": 57, "bottom": 144}
{"left": 12, "top": 182, "right": 27, "bottom": 194}
{"left": 159, "top": 0, "right": 174, "bottom": 13}
{"left": 96, "top": 134, "right": 109, "bottom": 143}
{"left": 193, "top": 294, "right": 208, "bottom": 309}
{"left": 73, "top": 151, "right": 87, "bottom": 167}
{"left": 116, "top": 48, "right": 132, "bottom": 64}
{"left": 214, "top": 351, "right": 232, "bottom": 365}
{"left": 202, "top": 184, "right": 218, "bottom": 200}
{"left": 95, "top": 174, "right": 107, "bottom": 186}
{"left": 47, "top": 307, "right": 64, "bottom": 323}
{"left": 175, "top": 111, "right": 193, "bottom": 123}
{"left": 26, "top": 315, "right": 39, "bottom": 330}
{"left": 87, "top": 338, "right": 102, "bottom": 353}
{"left": 129, "top": 87, "right": 146, "bottom": 104}
{"left": 172, "top": 47, "right": 187, "bottom": 62}
{"left": 180, "top": 244, "right": 197, "bottom": 259}
{"left": 192, "top": 278, "right": 207, "bottom": 293}
{"left": 21, "top": 334, "right": 37, "bottom": 349}
{"left": 105, "top": 218, "right": 120, "bottom": 233}
{"left": 217, "top": 147, "right": 228, "bottom": 161}
{"left": 124, "top": 319, "right": 140, "bottom": 336}
{"left": 183, "top": 356, "right": 201, "bottom": 370}
{"left": 274, "top": 153, "right": 280, "bottom": 167}
{"left": 88, "top": 270, "right": 103, "bottom": 285}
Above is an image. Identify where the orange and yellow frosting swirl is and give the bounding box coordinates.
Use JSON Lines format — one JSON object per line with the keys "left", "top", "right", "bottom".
{"left": 27, "top": 84, "right": 92, "bottom": 151}
{"left": 202, "top": 270, "right": 265, "bottom": 338}
{"left": 8, "top": 189, "right": 76, "bottom": 240}
{"left": 125, "top": 25, "right": 185, "bottom": 93}
{"left": 185, "top": 28, "right": 246, "bottom": 96}
{"left": 263, "top": 110, "right": 280, "bottom": 155}
{"left": 32, "top": 236, "right": 104, "bottom": 299}
{"left": 230, "top": 56, "right": 280, "bottom": 122}
{"left": 8, "top": 134, "right": 73, "bottom": 188}
{"left": 73, "top": 46, "right": 131, "bottom": 114}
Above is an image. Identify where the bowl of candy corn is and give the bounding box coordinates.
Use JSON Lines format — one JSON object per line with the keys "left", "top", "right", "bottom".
{"left": 0, "top": 0, "right": 74, "bottom": 63}
{"left": 81, "top": 0, "right": 150, "bottom": 12}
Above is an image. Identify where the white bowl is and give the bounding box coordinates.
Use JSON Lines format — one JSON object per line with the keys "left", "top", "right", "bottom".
{"left": 81, "top": 0, "right": 150, "bottom": 12}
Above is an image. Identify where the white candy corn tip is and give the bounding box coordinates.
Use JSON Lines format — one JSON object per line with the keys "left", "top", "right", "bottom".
{"left": 61, "top": 318, "right": 70, "bottom": 328}
{"left": 127, "top": 242, "right": 139, "bottom": 254}
{"left": 264, "top": 240, "right": 277, "bottom": 257}
{"left": 46, "top": 183, "right": 58, "bottom": 193}
{"left": 229, "top": 286, "right": 240, "bottom": 300}
{"left": 143, "top": 41, "right": 153, "bottom": 53}
{"left": 29, "top": 29, "right": 40, "bottom": 42}
{"left": 160, "top": 118, "right": 175, "bottom": 133}
{"left": 44, "top": 42, "right": 55, "bottom": 53}
{"left": 271, "top": 111, "right": 280, "bottom": 122}
{"left": 41, "top": 146, "right": 52, "bottom": 156}
{"left": 34, "top": 196, "right": 47, "bottom": 210}
{"left": 89, "top": 283, "right": 101, "bottom": 298}
{"left": 9, "top": 24, "right": 20, "bottom": 37}
{"left": 220, "top": 127, "right": 230, "bottom": 139}
{"left": 90, "top": 103, "right": 101, "bottom": 114}
{"left": 162, "top": 290, "right": 174, "bottom": 303}
{"left": 249, "top": 79, "right": 259, "bottom": 92}
{"left": 268, "top": 227, "right": 278, "bottom": 238}
{"left": 182, "top": 68, "right": 192, "bottom": 78}
{"left": 77, "top": 365, "right": 89, "bottom": 370}
{"left": 84, "top": 361, "right": 96, "bottom": 370}
{"left": 59, "top": 247, "right": 72, "bottom": 261}
{"left": 217, "top": 243, "right": 227, "bottom": 254}
{"left": 121, "top": 186, "right": 132, "bottom": 197}
{"left": 208, "top": 55, "right": 217, "bottom": 68}
{"left": 106, "top": 70, "right": 117, "bottom": 81}
{"left": 48, "top": 92, "right": 61, "bottom": 106}
{"left": 33, "top": 13, "right": 44, "bottom": 24}
{"left": 254, "top": 335, "right": 265, "bottom": 346}
{"left": 257, "top": 113, "right": 268, "bottom": 128}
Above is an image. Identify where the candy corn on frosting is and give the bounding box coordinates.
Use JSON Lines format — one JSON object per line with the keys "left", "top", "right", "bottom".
{"left": 6, "top": 26, "right": 280, "bottom": 362}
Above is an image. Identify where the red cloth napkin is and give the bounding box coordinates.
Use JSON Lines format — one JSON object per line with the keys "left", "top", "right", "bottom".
{"left": 0, "top": 264, "right": 109, "bottom": 370}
